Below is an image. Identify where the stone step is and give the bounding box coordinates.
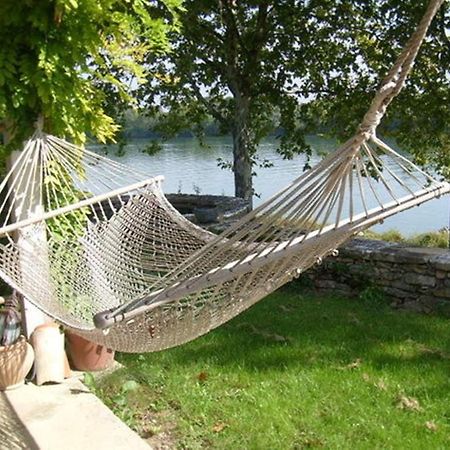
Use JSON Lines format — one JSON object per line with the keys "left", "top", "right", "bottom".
{"left": 3, "top": 377, "right": 150, "bottom": 450}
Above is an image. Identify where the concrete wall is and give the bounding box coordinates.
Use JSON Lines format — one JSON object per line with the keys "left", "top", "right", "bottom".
{"left": 302, "top": 239, "right": 450, "bottom": 315}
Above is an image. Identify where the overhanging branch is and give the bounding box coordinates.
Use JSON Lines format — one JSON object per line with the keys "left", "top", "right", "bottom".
{"left": 191, "top": 84, "right": 227, "bottom": 124}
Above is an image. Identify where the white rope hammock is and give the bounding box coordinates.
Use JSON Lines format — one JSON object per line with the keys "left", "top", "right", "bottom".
{"left": 0, "top": 0, "right": 447, "bottom": 352}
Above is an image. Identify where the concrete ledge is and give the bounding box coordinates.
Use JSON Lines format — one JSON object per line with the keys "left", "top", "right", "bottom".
{"left": 3, "top": 377, "right": 150, "bottom": 450}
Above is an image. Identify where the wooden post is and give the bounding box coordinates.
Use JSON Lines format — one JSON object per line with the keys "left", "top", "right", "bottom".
{"left": 4, "top": 129, "right": 51, "bottom": 338}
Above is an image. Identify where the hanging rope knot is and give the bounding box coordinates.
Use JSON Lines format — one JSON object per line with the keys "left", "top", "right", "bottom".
{"left": 379, "top": 80, "right": 397, "bottom": 96}
{"left": 359, "top": 109, "right": 384, "bottom": 137}
{"left": 291, "top": 267, "right": 302, "bottom": 279}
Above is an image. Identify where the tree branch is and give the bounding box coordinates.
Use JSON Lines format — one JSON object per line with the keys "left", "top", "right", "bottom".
{"left": 218, "top": 1, "right": 243, "bottom": 98}
{"left": 190, "top": 83, "right": 227, "bottom": 124}
{"left": 219, "top": 0, "right": 247, "bottom": 52}
{"left": 240, "top": 2, "right": 270, "bottom": 95}
{"left": 196, "top": 18, "right": 225, "bottom": 44}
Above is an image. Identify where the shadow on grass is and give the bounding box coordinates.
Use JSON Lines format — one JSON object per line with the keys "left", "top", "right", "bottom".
{"left": 104, "top": 286, "right": 450, "bottom": 450}
{"left": 121, "top": 285, "right": 450, "bottom": 382}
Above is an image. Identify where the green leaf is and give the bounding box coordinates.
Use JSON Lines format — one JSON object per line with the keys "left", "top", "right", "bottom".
{"left": 83, "top": 372, "right": 95, "bottom": 388}
{"left": 0, "top": 0, "right": 177, "bottom": 146}
{"left": 121, "top": 379, "right": 140, "bottom": 393}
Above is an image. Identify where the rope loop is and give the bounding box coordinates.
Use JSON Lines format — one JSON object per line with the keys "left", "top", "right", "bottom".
{"left": 358, "top": 0, "right": 444, "bottom": 137}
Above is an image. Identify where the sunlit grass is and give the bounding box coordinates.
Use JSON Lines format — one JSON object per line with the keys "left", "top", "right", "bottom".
{"left": 93, "top": 286, "right": 450, "bottom": 449}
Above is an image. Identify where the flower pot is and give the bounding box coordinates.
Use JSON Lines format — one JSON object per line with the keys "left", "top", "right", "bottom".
{"left": 0, "top": 336, "right": 34, "bottom": 391}
{"left": 0, "top": 295, "right": 21, "bottom": 346}
{"left": 30, "top": 322, "right": 68, "bottom": 385}
{"left": 66, "top": 332, "right": 115, "bottom": 372}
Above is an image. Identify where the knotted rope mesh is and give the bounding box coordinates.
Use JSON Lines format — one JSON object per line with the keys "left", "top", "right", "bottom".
{"left": 0, "top": 0, "right": 447, "bottom": 352}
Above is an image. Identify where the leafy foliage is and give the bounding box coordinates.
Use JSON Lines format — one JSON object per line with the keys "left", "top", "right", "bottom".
{"left": 0, "top": 0, "right": 181, "bottom": 147}
{"left": 140, "top": 0, "right": 450, "bottom": 199}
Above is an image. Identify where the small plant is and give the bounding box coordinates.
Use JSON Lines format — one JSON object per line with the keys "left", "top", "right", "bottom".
{"left": 358, "top": 285, "right": 386, "bottom": 305}
{"left": 361, "top": 229, "right": 404, "bottom": 243}
{"left": 409, "top": 230, "right": 449, "bottom": 248}
{"left": 83, "top": 372, "right": 97, "bottom": 390}
{"left": 192, "top": 183, "right": 202, "bottom": 195}
{"left": 85, "top": 372, "right": 141, "bottom": 430}
{"left": 327, "top": 261, "right": 350, "bottom": 280}
{"left": 361, "top": 228, "right": 449, "bottom": 248}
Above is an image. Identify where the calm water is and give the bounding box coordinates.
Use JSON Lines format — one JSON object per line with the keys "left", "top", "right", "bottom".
{"left": 95, "top": 136, "right": 449, "bottom": 236}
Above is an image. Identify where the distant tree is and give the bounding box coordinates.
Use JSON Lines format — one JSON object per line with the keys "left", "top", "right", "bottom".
{"left": 141, "top": 0, "right": 450, "bottom": 206}
{"left": 0, "top": 0, "right": 181, "bottom": 148}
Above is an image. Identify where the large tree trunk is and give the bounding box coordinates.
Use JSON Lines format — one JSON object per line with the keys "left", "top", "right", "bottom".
{"left": 232, "top": 96, "right": 253, "bottom": 209}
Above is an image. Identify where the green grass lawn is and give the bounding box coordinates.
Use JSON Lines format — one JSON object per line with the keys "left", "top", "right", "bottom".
{"left": 91, "top": 285, "right": 450, "bottom": 449}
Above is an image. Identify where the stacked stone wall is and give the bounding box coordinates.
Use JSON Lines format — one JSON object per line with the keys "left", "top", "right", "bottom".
{"left": 303, "top": 239, "right": 450, "bottom": 314}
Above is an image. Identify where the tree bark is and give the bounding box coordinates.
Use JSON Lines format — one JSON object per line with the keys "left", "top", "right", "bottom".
{"left": 232, "top": 95, "right": 253, "bottom": 208}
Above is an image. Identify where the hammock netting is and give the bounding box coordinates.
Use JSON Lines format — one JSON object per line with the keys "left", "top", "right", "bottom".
{"left": 0, "top": 0, "right": 447, "bottom": 352}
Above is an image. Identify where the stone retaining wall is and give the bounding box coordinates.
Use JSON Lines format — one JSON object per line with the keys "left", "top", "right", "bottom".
{"left": 302, "top": 239, "right": 450, "bottom": 314}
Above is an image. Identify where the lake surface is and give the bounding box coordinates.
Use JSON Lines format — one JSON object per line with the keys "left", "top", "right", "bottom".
{"left": 94, "top": 136, "right": 449, "bottom": 236}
